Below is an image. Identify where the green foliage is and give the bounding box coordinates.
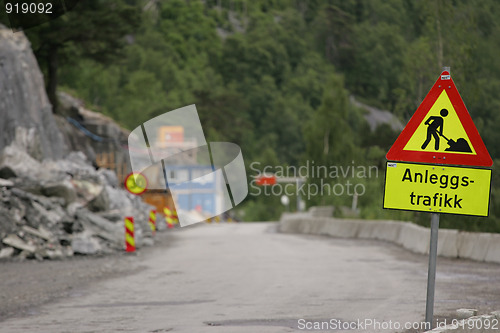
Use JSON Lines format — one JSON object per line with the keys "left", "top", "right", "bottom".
{"left": 25, "top": 0, "right": 500, "bottom": 230}
{"left": 24, "top": 0, "right": 142, "bottom": 112}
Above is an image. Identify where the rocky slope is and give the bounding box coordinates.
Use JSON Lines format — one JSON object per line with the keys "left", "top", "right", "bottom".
{"left": 0, "top": 25, "right": 154, "bottom": 260}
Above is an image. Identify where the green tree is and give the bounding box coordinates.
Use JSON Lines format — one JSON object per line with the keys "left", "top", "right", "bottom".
{"left": 26, "top": 0, "right": 141, "bottom": 112}
{"left": 304, "top": 74, "right": 354, "bottom": 167}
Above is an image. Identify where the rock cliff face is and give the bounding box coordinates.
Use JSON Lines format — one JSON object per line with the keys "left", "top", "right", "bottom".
{"left": 0, "top": 25, "right": 66, "bottom": 160}
{"left": 55, "top": 91, "right": 130, "bottom": 170}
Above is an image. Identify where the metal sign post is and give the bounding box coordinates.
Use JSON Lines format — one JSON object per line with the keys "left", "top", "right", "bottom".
{"left": 425, "top": 213, "right": 440, "bottom": 328}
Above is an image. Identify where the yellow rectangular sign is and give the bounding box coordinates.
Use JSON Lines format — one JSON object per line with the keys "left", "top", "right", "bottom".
{"left": 384, "top": 162, "right": 491, "bottom": 216}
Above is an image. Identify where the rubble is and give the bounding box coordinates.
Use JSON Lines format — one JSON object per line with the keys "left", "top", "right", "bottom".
{"left": 0, "top": 146, "right": 155, "bottom": 261}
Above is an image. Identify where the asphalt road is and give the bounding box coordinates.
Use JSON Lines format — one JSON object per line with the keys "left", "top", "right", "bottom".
{"left": 1, "top": 222, "right": 500, "bottom": 333}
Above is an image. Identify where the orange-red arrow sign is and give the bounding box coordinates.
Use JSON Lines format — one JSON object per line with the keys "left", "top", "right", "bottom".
{"left": 386, "top": 71, "right": 492, "bottom": 167}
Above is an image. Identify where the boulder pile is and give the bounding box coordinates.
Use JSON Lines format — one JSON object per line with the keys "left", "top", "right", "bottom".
{"left": 0, "top": 147, "right": 154, "bottom": 260}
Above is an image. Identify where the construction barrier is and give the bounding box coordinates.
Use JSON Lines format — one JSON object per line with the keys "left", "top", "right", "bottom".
{"left": 164, "top": 206, "right": 174, "bottom": 229}
{"left": 148, "top": 210, "right": 157, "bottom": 236}
{"left": 279, "top": 214, "right": 500, "bottom": 264}
{"left": 124, "top": 216, "right": 135, "bottom": 252}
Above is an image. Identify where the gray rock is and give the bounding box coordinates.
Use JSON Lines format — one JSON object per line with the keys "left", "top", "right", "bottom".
{"left": 71, "top": 179, "right": 103, "bottom": 203}
{"left": 155, "top": 216, "right": 166, "bottom": 231}
{"left": 66, "top": 202, "right": 84, "bottom": 217}
{"left": 0, "top": 205, "right": 19, "bottom": 237}
{"left": 75, "top": 208, "right": 123, "bottom": 246}
{"left": 17, "top": 250, "right": 31, "bottom": 261}
{"left": 87, "top": 186, "right": 110, "bottom": 212}
{"left": 54, "top": 152, "right": 98, "bottom": 180}
{"left": 97, "top": 210, "right": 122, "bottom": 223}
{"left": 0, "top": 145, "right": 43, "bottom": 179}
{"left": 456, "top": 308, "right": 478, "bottom": 319}
{"left": 104, "top": 185, "right": 153, "bottom": 244}
{"left": 491, "top": 310, "right": 500, "bottom": 320}
{"left": 0, "top": 178, "right": 14, "bottom": 187}
{"left": 72, "top": 231, "right": 102, "bottom": 255}
{"left": 67, "top": 151, "right": 91, "bottom": 167}
{"left": 41, "top": 179, "right": 77, "bottom": 206}
{"left": 9, "top": 207, "right": 25, "bottom": 223}
{"left": 4, "top": 192, "right": 26, "bottom": 220}
{"left": 11, "top": 187, "right": 46, "bottom": 208}
{"left": 106, "top": 185, "right": 133, "bottom": 213}
{"left": 30, "top": 200, "right": 65, "bottom": 228}
{"left": 62, "top": 246, "right": 74, "bottom": 257}
{"left": 2, "top": 234, "right": 36, "bottom": 253}
{"left": 76, "top": 208, "right": 118, "bottom": 234}
{"left": 45, "top": 248, "right": 65, "bottom": 260}
{"left": 22, "top": 225, "right": 55, "bottom": 242}
{"left": 351, "top": 96, "right": 404, "bottom": 132}
{"left": 12, "top": 177, "right": 44, "bottom": 196}
{"left": 0, "top": 26, "right": 67, "bottom": 160}
{"left": 56, "top": 90, "right": 130, "bottom": 171}
{"left": 53, "top": 114, "right": 97, "bottom": 163}
{"left": 34, "top": 251, "right": 44, "bottom": 261}
{"left": 0, "top": 247, "right": 14, "bottom": 259}
{"left": 97, "top": 168, "right": 119, "bottom": 188}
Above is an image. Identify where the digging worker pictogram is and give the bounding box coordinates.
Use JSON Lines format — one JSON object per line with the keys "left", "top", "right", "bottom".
{"left": 421, "top": 108, "right": 448, "bottom": 150}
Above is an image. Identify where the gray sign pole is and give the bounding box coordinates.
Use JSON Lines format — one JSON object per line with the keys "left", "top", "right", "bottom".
{"left": 425, "top": 213, "right": 440, "bottom": 328}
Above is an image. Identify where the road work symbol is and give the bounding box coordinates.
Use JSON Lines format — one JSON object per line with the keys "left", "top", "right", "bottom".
{"left": 421, "top": 108, "right": 448, "bottom": 150}
{"left": 421, "top": 108, "right": 472, "bottom": 153}
{"left": 401, "top": 90, "right": 476, "bottom": 155}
